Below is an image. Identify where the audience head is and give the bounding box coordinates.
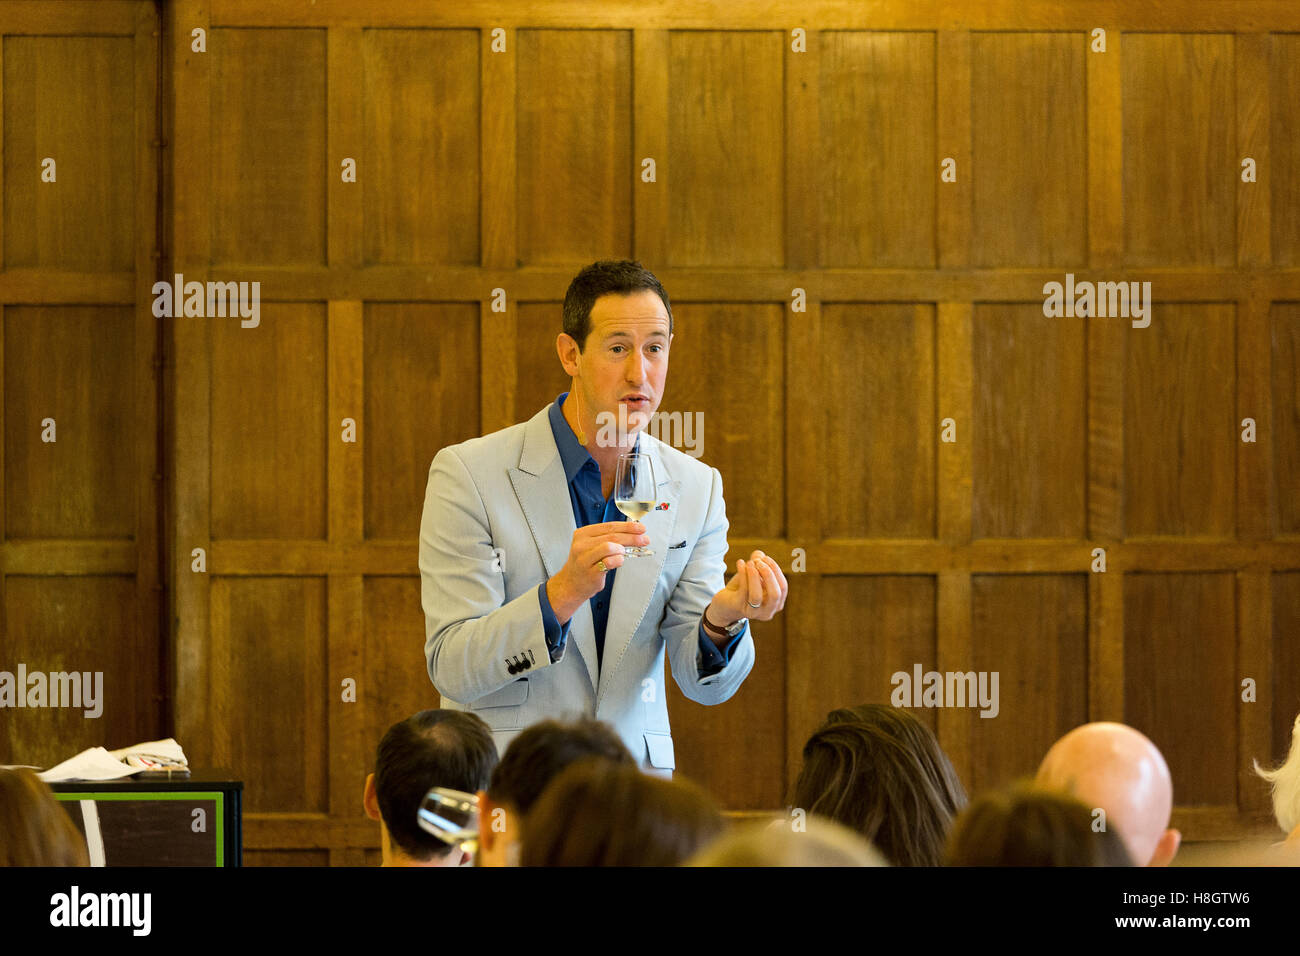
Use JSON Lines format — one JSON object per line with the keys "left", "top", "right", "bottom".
{"left": 687, "top": 815, "right": 889, "bottom": 867}
{"left": 1254, "top": 712, "right": 1300, "bottom": 844}
{"left": 363, "top": 709, "right": 497, "bottom": 867}
{"left": 790, "top": 703, "right": 967, "bottom": 866}
{"left": 947, "top": 783, "right": 1132, "bottom": 866}
{"left": 0, "top": 768, "right": 89, "bottom": 866}
{"left": 521, "top": 759, "right": 725, "bottom": 866}
{"left": 1035, "top": 721, "right": 1179, "bottom": 867}
{"left": 478, "top": 718, "right": 634, "bottom": 867}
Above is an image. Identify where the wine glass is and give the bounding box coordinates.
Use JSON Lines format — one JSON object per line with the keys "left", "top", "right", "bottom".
{"left": 417, "top": 787, "right": 480, "bottom": 851}
{"left": 615, "top": 452, "right": 656, "bottom": 556}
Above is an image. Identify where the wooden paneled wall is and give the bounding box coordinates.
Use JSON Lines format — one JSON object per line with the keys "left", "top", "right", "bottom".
{"left": 0, "top": 2, "right": 161, "bottom": 766}
{"left": 7, "top": 1, "right": 1298, "bottom": 866}
{"left": 170, "top": 1, "right": 1300, "bottom": 864}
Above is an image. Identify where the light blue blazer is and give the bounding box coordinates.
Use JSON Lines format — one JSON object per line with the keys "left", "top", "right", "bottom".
{"left": 419, "top": 404, "right": 756, "bottom": 774}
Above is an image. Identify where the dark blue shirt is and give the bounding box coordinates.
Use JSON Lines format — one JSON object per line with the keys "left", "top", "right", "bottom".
{"left": 536, "top": 393, "right": 743, "bottom": 676}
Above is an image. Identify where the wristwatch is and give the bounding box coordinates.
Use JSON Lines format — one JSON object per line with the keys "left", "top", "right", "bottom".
{"left": 703, "top": 606, "right": 746, "bottom": 640}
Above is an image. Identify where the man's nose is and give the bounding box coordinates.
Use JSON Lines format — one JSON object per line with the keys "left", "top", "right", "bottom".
{"left": 626, "top": 352, "right": 647, "bottom": 384}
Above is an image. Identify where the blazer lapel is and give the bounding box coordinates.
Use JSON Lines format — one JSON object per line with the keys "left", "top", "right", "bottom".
{"left": 507, "top": 407, "right": 599, "bottom": 695}
{"left": 598, "top": 438, "right": 680, "bottom": 706}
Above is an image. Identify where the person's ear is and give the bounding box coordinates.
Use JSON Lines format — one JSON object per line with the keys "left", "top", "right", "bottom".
{"left": 557, "top": 332, "right": 581, "bottom": 377}
{"left": 1147, "top": 828, "right": 1181, "bottom": 867}
{"left": 363, "top": 773, "right": 381, "bottom": 822}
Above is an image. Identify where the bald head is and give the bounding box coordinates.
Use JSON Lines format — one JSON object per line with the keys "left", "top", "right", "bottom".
{"left": 1036, "top": 722, "right": 1180, "bottom": 866}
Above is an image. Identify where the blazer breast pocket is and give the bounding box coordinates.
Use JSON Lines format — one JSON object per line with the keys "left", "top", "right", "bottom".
{"left": 660, "top": 542, "right": 691, "bottom": 587}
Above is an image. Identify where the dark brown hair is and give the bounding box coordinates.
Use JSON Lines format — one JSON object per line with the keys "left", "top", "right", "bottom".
{"left": 946, "top": 783, "right": 1133, "bottom": 866}
{"left": 562, "top": 260, "right": 672, "bottom": 351}
{"left": 487, "top": 718, "right": 634, "bottom": 817}
{"left": 520, "top": 760, "right": 725, "bottom": 866}
{"left": 790, "top": 704, "right": 967, "bottom": 866}
{"left": 0, "top": 768, "right": 89, "bottom": 866}
{"left": 373, "top": 709, "right": 498, "bottom": 861}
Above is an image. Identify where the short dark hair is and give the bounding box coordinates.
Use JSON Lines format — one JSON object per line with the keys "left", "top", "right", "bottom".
{"left": 946, "top": 783, "right": 1134, "bottom": 866}
{"left": 486, "top": 718, "right": 634, "bottom": 816}
{"left": 373, "top": 710, "right": 498, "bottom": 861}
{"left": 520, "top": 759, "right": 726, "bottom": 866}
{"left": 791, "top": 704, "right": 968, "bottom": 866}
{"left": 562, "top": 259, "right": 673, "bottom": 351}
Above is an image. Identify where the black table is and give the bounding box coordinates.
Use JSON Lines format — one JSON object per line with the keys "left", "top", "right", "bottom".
{"left": 50, "top": 770, "right": 243, "bottom": 867}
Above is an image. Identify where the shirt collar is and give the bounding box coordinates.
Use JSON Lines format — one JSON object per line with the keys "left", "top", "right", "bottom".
{"left": 547, "top": 392, "right": 641, "bottom": 485}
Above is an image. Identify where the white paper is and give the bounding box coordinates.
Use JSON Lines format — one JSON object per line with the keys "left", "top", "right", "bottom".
{"left": 36, "top": 738, "right": 189, "bottom": 782}
{"left": 108, "top": 737, "right": 187, "bottom": 769}
{"left": 37, "top": 747, "right": 139, "bottom": 782}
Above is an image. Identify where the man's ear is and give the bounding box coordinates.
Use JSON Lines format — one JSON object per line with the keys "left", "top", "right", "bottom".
{"left": 556, "top": 332, "right": 581, "bottom": 377}
{"left": 363, "top": 773, "right": 381, "bottom": 822}
{"left": 1147, "top": 828, "right": 1181, "bottom": 867}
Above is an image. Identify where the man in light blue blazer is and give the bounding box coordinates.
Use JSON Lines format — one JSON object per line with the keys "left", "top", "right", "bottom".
{"left": 419, "top": 260, "right": 788, "bottom": 776}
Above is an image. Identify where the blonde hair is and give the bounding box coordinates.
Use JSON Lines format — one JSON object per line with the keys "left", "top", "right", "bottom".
{"left": 1255, "top": 713, "right": 1300, "bottom": 834}
{"left": 686, "top": 816, "right": 889, "bottom": 867}
{"left": 0, "top": 769, "right": 89, "bottom": 866}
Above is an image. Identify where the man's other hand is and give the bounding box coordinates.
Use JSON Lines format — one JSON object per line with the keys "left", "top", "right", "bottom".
{"left": 706, "top": 550, "right": 788, "bottom": 628}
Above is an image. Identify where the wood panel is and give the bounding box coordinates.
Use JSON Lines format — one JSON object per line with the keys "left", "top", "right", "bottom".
{"left": 0, "top": 575, "right": 152, "bottom": 767}
{"left": 363, "top": 303, "right": 480, "bottom": 540}
{"left": 786, "top": 575, "right": 938, "bottom": 754}
{"left": 1271, "top": 34, "right": 1300, "bottom": 265}
{"left": 4, "top": 306, "right": 136, "bottom": 538}
{"left": 210, "top": 28, "right": 326, "bottom": 265}
{"left": 972, "top": 304, "right": 1087, "bottom": 539}
{"left": 516, "top": 29, "right": 632, "bottom": 264}
{"left": 210, "top": 304, "right": 327, "bottom": 539}
{"left": 207, "top": 3, "right": 1300, "bottom": 31}
{"left": 785, "top": 575, "right": 939, "bottom": 804}
{"left": 971, "top": 32, "right": 1086, "bottom": 267}
{"left": 667, "top": 608, "right": 786, "bottom": 811}
{"left": 1122, "top": 34, "right": 1235, "bottom": 266}
{"left": 1087, "top": 26, "right": 1122, "bottom": 267}
{"left": 820, "top": 304, "right": 935, "bottom": 538}
{"left": 1273, "top": 303, "right": 1300, "bottom": 534}
{"left": 667, "top": 31, "right": 783, "bottom": 267}
{"left": 209, "top": 576, "right": 327, "bottom": 814}
{"left": 1236, "top": 34, "right": 1269, "bottom": 268}
{"left": 1124, "top": 573, "right": 1237, "bottom": 806}
{"left": 513, "top": 301, "right": 568, "bottom": 424}
{"left": 819, "top": 32, "right": 934, "bottom": 267}
{"left": 361, "top": 29, "right": 479, "bottom": 266}
{"left": 936, "top": 32, "right": 971, "bottom": 269}
{"left": 659, "top": 303, "right": 784, "bottom": 539}
{"left": 969, "top": 574, "right": 1088, "bottom": 794}
{"left": 1125, "top": 304, "right": 1236, "bottom": 536}
{"left": 0, "top": 4, "right": 161, "bottom": 786}
{"left": 1273, "top": 572, "right": 1300, "bottom": 766}
{"left": 361, "top": 576, "right": 441, "bottom": 775}
{"left": 3, "top": 36, "right": 134, "bottom": 270}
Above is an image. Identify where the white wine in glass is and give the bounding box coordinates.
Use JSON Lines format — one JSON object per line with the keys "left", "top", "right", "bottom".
{"left": 615, "top": 452, "right": 656, "bottom": 556}
{"left": 417, "top": 786, "right": 480, "bottom": 848}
